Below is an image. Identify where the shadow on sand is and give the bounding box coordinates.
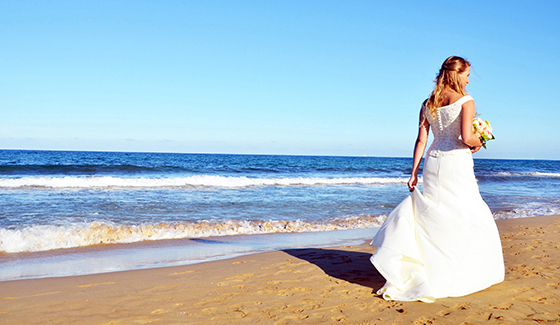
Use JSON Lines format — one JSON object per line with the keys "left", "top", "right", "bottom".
{"left": 282, "top": 248, "right": 385, "bottom": 290}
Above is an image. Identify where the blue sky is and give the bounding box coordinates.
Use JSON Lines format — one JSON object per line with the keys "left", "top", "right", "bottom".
{"left": 1, "top": 1, "right": 559, "bottom": 159}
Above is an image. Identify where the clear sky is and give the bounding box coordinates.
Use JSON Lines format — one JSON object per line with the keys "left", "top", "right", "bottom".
{"left": 2, "top": 0, "right": 559, "bottom": 159}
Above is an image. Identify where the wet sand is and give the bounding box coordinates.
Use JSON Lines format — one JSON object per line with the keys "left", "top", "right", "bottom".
{"left": 1, "top": 215, "right": 559, "bottom": 324}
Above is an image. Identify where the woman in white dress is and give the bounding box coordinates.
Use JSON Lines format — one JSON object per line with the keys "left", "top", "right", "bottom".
{"left": 370, "top": 56, "right": 504, "bottom": 303}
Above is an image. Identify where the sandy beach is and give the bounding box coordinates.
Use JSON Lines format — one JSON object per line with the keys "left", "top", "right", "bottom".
{"left": 1, "top": 215, "right": 559, "bottom": 324}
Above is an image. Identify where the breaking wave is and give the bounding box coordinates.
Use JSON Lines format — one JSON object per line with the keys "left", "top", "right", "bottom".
{"left": 492, "top": 204, "right": 560, "bottom": 220}
{"left": 0, "top": 215, "right": 387, "bottom": 253}
{"left": 0, "top": 175, "right": 409, "bottom": 189}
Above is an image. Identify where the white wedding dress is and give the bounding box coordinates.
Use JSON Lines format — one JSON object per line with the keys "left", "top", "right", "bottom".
{"left": 370, "top": 95, "right": 504, "bottom": 302}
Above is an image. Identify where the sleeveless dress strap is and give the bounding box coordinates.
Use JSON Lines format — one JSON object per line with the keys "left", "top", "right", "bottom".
{"left": 454, "top": 95, "right": 474, "bottom": 107}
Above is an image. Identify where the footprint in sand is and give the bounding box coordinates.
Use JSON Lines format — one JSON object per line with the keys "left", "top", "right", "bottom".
{"left": 509, "top": 264, "right": 543, "bottom": 277}
{"left": 330, "top": 304, "right": 345, "bottom": 313}
{"left": 128, "top": 315, "right": 162, "bottom": 324}
{"left": 168, "top": 270, "right": 195, "bottom": 275}
{"left": 280, "top": 314, "right": 310, "bottom": 322}
{"left": 466, "top": 311, "right": 494, "bottom": 321}
{"left": 546, "top": 282, "right": 560, "bottom": 289}
{"left": 513, "top": 294, "right": 547, "bottom": 303}
{"left": 530, "top": 312, "right": 560, "bottom": 322}
{"left": 15, "top": 291, "right": 62, "bottom": 299}
{"left": 452, "top": 302, "right": 471, "bottom": 310}
{"left": 194, "top": 297, "right": 227, "bottom": 306}
{"left": 259, "top": 262, "right": 287, "bottom": 270}
{"left": 77, "top": 281, "right": 115, "bottom": 288}
{"left": 267, "top": 280, "right": 289, "bottom": 285}
{"left": 510, "top": 287, "right": 548, "bottom": 304}
{"left": 301, "top": 299, "right": 323, "bottom": 310}
{"left": 257, "top": 289, "right": 275, "bottom": 294}
{"left": 528, "top": 296, "right": 547, "bottom": 302}
{"left": 274, "top": 270, "right": 292, "bottom": 275}
{"left": 276, "top": 287, "right": 312, "bottom": 296}
{"left": 200, "top": 307, "right": 219, "bottom": 314}
{"left": 510, "top": 286, "right": 533, "bottom": 294}
{"left": 217, "top": 273, "right": 256, "bottom": 286}
{"left": 216, "top": 280, "right": 241, "bottom": 287}
{"left": 523, "top": 245, "right": 538, "bottom": 251}
{"left": 291, "top": 287, "right": 312, "bottom": 292}
{"left": 226, "top": 301, "right": 263, "bottom": 314}
{"left": 437, "top": 309, "right": 452, "bottom": 317}
{"left": 138, "top": 284, "right": 177, "bottom": 294}
{"left": 230, "top": 273, "right": 255, "bottom": 279}
{"left": 414, "top": 316, "right": 435, "bottom": 324}
{"left": 293, "top": 267, "right": 316, "bottom": 274}
{"left": 490, "top": 302, "right": 513, "bottom": 310}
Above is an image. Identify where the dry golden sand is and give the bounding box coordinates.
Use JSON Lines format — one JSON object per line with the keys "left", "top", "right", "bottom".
{"left": 1, "top": 215, "right": 559, "bottom": 324}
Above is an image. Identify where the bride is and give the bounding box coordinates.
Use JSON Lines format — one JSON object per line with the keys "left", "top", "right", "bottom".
{"left": 370, "top": 56, "right": 504, "bottom": 302}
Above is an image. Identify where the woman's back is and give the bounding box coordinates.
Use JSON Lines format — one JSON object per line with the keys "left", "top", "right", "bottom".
{"left": 424, "top": 95, "right": 473, "bottom": 155}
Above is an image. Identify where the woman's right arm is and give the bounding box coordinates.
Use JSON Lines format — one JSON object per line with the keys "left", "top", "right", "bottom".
{"left": 408, "top": 107, "right": 430, "bottom": 192}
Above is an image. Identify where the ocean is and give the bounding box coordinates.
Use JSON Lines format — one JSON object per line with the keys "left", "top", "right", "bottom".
{"left": 1, "top": 150, "right": 559, "bottom": 281}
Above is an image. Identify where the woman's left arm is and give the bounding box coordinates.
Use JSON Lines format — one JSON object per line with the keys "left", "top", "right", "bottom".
{"left": 461, "top": 100, "right": 483, "bottom": 152}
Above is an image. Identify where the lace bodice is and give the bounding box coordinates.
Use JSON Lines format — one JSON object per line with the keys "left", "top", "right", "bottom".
{"left": 424, "top": 95, "right": 473, "bottom": 156}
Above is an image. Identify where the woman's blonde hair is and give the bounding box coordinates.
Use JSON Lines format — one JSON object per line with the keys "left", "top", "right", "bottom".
{"left": 425, "top": 56, "right": 471, "bottom": 117}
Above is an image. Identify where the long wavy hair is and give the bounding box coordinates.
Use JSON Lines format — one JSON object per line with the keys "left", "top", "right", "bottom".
{"left": 425, "top": 56, "right": 471, "bottom": 117}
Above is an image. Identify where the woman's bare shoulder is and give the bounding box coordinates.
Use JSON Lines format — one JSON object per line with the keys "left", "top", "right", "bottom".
{"left": 441, "top": 90, "right": 463, "bottom": 106}
{"left": 448, "top": 92, "right": 463, "bottom": 100}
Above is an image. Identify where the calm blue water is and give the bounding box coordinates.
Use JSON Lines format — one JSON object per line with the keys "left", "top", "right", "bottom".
{"left": 1, "top": 150, "right": 559, "bottom": 279}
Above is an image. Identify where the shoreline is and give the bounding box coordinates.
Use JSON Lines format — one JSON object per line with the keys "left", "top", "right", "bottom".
{"left": 0, "top": 227, "right": 378, "bottom": 282}
{"left": 1, "top": 215, "right": 559, "bottom": 324}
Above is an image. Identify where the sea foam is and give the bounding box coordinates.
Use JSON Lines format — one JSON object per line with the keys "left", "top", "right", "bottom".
{"left": 491, "top": 172, "right": 560, "bottom": 177}
{"left": 0, "top": 215, "right": 387, "bottom": 253}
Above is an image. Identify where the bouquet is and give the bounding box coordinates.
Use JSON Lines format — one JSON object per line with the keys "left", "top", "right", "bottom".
{"left": 472, "top": 118, "right": 494, "bottom": 149}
